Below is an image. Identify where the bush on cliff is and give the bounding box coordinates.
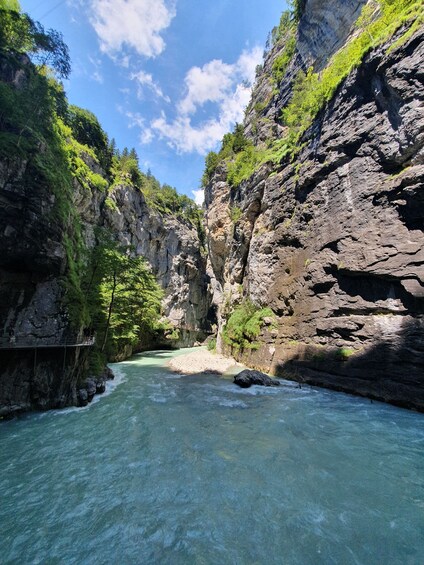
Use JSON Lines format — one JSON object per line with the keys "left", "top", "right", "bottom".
{"left": 223, "top": 301, "right": 275, "bottom": 352}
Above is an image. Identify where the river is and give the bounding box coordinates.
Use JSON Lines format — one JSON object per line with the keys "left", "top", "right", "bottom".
{"left": 0, "top": 348, "right": 423, "bottom": 564}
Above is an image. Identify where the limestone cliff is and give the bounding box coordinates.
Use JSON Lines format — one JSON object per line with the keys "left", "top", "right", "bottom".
{"left": 205, "top": 2, "right": 424, "bottom": 410}
{"left": 0, "top": 55, "right": 210, "bottom": 418}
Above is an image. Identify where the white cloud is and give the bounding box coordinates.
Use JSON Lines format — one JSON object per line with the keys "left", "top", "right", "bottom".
{"left": 237, "top": 47, "right": 263, "bottom": 82}
{"left": 140, "top": 128, "right": 154, "bottom": 145}
{"left": 88, "top": 55, "right": 104, "bottom": 83}
{"left": 192, "top": 189, "right": 204, "bottom": 206}
{"left": 131, "top": 70, "right": 170, "bottom": 102}
{"left": 123, "top": 111, "right": 154, "bottom": 145}
{"left": 150, "top": 47, "right": 263, "bottom": 155}
{"left": 178, "top": 59, "right": 234, "bottom": 115}
{"left": 89, "top": 0, "right": 176, "bottom": 59}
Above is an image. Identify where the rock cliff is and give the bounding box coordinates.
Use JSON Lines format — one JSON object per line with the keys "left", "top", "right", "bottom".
{"left": 0, "top": 56, "right": 210, "bottom": 418}
{"left": 205, "top": 4, "right": 424, "bottom": 410}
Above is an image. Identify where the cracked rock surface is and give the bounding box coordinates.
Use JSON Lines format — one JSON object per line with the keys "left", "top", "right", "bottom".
{"left": 205, "top": 18, "right": 424, "bottom": 410}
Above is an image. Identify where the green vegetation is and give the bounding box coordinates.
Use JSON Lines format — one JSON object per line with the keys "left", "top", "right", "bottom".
{"left": 201, "top": 123, "right": 251, "bottom": 187}
{"left": 280, "top": 0, "right": 423, "bottom": 155}
{"left": 335, "top": 347, "right": 355, "bottom": 360}
{"left": 202, "top": 0, "right": 422, "bottom": 190}
{"left": 110, "top": 148, "right": 204, "bottom": 237}
{"left": 227, "top": 145, "right": 264, "bottom": 187}
{"left": 0, "top": 3, "right": 70, "bottom": 79}
{"left": 272, "top": 35, "right": 296, "bottom": 84}
{"left": 65, "top": 105, "right": 112, "bottom": 172}
{"left": 85, "top": 235, "right": 164, "bottom": 359}
{"left": 229, "top": 206, "right": 242, "bottom": 224}
{"left": 207, "top": 338, "right": 217, "bottom": 352}
{"left": 223, "top": 301, "right": 275, "bottom": 351}
{"left": 60, "top": 120, "right": 108, "bottom": 192}
{"left": 290, "top": 0, "right": 306, "bottom": 22}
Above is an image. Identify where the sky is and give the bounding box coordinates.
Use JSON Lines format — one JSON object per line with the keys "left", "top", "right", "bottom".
{"left": 20, "top": 0, "right": 287, "bottom": 203}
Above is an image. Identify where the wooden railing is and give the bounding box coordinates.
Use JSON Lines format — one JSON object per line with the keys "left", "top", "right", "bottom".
{"left": 0, "top": 336, "right": 96, "bottom": 350}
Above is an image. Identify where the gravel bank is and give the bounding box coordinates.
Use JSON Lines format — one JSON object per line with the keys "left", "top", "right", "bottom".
{"left": 167, "top": 349, "right": 241, "bottom": 375}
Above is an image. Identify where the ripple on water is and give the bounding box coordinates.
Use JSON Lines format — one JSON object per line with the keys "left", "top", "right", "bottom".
{"left": 0, "top": 348, "right": 423, "bottom": 565}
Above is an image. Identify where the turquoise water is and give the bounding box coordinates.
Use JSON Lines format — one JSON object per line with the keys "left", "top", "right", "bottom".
{"left": 0, "top": 348, "right": 423, "bottom": 565}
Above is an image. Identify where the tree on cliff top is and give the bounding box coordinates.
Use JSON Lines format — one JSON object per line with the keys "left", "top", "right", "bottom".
{"left": 0, "top": 4, "right": 70, "bottom": 79}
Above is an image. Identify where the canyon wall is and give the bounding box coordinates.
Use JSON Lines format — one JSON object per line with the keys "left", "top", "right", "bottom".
{"left": 0, "top": 57, "right": 210, "bottom": 418}
{"left": 205, "top": 5, "right": 424, "bottom": 410}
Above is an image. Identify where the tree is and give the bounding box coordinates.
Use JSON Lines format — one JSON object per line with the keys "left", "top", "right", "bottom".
{"left": 86, "top": 237, "right": 163, "bottom": 355}
{"left": 0, "top": 0, "right": 20, "bottom": 11}
{"left": 0, "top": 8, "right": 70, "bottom": 79}
{"left": 289, "top": 0, "right": 307, "bottom": 22}
{"left": 66, "top": 105, "right": 111, "bottom": 171}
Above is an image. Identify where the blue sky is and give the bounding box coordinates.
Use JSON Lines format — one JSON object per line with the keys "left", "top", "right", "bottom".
{"left": 20, "top": 0, "right": 287, "bottom": 202}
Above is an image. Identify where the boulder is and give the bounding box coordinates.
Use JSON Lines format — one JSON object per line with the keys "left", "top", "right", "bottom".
{"left": 104, "top": 366, "right": 115, "bottom": 380}
{"left": 85, "top": 378, "right": 97, "bottom": 402}
{"left": 234, "top": 369, "right": 280, "bottom": 388}
{"left": 96, "top": 380, "right": 106, "bottom": 395}
{"left": 77, "top": 389, "right": 88, "bottom": 407}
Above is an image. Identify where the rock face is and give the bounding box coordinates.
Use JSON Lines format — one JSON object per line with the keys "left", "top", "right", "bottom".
{"left": 0, "top": 60, "right": 211, "bottom": 417}
{"left": 205, "top": 7, "right": 424, "bottom": 410}
{"left": 103, "top": 186, "right": 210, "bottom": 346}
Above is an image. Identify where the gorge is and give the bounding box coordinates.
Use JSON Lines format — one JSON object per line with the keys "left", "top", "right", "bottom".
{"left": 1, "top": 0, "right": 424, "bottom": 418}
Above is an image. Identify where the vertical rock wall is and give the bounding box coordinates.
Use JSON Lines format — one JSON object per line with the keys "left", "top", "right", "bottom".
{"left": 205, "top": 6, "right": 424, "bottom": 410}
{"left": 0, "top": 60, "right": 211, "bottom": 417}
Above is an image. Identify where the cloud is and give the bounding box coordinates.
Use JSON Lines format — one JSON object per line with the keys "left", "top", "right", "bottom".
{"left": 150, "top": 47, "right": 263, "bottom": 155}
{"left": 152, "top": 84, "right": 251, "bottom": 154}
{"left": 178, "top": 59, "right": 234, "bottom": 115}
{"left": 140, "top": 128, "right": 154, "bottom": 145}
{"left": 88, "top": 56, "right": 104, "bottom": 83}
{"left": 89, "top": 0, "right": 176, "bottom": 59}
{"left": 131, "top": 70, "right": 170, "bottom": 102}
{"left": 123, "top": 111, "right": 154, "bottom": 145}
{"left": 192, "top": 189, "right": 204, "bottom": 206}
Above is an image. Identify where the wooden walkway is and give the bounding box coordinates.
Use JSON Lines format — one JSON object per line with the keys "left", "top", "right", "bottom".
{"left": 0, "top": 337, "right": 95, "bottom": 350}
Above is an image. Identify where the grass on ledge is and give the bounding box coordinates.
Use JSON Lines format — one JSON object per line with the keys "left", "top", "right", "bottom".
{"left": 210, "top": 0, "right": 423, "bottom": 189}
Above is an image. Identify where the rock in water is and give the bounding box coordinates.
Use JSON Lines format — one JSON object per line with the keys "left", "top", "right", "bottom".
{"left": 234, "top": 370, "right": 280, "bottom": 388}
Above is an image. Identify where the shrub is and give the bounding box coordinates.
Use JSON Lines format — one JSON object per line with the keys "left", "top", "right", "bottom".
{"left": 207, "top": 338, "right": 217, "bottom": 352}
{"left": 223, "top": 301, "right": 275, "bottom": 351}
{"left": 201, "top": 123, "right": 250, "bottom": 187}
{"left": 272, "top": 34, "right": 296, "bottom": 84}
{"left": 229, "top": 206, "right": 242, "bottom": 224}
{"left": 227, "top": 145, "right": 264, "bottom": 187}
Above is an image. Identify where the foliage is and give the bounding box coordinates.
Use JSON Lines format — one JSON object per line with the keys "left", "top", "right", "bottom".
{"left": 201, "top": 151, "right": 220, "bottom": 186}
{"left": 227, "top": 145, "right": 264, "bottom": 187}
{"left": 110, "top": 148, "right": 203, "bottom": 236}
{"left": 85, "top": 235, "right": 164, "bottom": 357}
{"left": 335, "top": 347, "right": 355, "bottom": 360}
{"left": 219, "top": 0, "right": 424, "bottom": 188}
{"left": 0, "top": 0, "right": 20, "bottom": 10}
{"left": 229, "top": 206, "right": 242, "bottom": 224}
{"left": 59, "top": 120, "right": 108, "bottom": 192}
{"left": 0, "top": 6, "right": 202, "bottom": 362}
{"left": 223, "top": 301, "right": 275, "bottom": 351}
{"left": 269, "top": 11, "right": 293, "bottom": 47}
{"left": 272, "top": 34, "right": 296, "bottom": 84}
{"left": 65, "top": 105, "right": 112, "bottom": 172}
{"left": 0, "top": 6, "right": 70, "bottom": 78}
{"left": 207, "top": 338, "right": 217, "bottom": 352}
{"left": 279, "top": 0, "right": 424, "bottom": 153}
{"left": 201, "top": 123, "right": 252, "bottom": 187}
{"left": 289, "top": 0, "right": 307, "bottom": 22}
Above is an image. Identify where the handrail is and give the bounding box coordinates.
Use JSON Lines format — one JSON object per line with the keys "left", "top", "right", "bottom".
{"left": 0, "top": 336, "right": 96, "bottom": 350}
